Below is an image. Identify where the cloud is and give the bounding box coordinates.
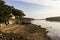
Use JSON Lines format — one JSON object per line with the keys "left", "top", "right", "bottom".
{"left": 11, "top": 0, "right": 60, "bottom": 9}
{"left": 5, "top": 0, "right": 60, "bottom": 18}
{"left": 6, "top": 0, "right": 60, "bottom": 9}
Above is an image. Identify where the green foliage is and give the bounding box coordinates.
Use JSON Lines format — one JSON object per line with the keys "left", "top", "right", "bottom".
{"left": 12, "top": 7, "right": 25, "bottom": 17}
{"left": 0, "top": 0, "right": 5, "bottom": 5}
{"left": 0, "top": 0, "right": 12, "bottom": 23}
{"left": 0, "top": 0, "right": 25, "bottom": 24}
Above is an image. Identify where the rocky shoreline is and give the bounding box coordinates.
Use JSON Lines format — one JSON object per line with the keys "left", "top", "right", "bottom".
{"left": 0, "top": 23, "right": 51, "bottom": 40}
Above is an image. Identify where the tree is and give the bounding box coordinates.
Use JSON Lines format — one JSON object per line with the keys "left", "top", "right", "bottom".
{"left": 11, "top": 7, "right": 25, "bottom": 18}
{"left": 0, "top": 0, "right": 25, "bottom": 26}
{"left": 11, "top": 6, "right": 25, "bottom": 22}
{"left": 0, "top": 0, "right": 12, "bottom": 25}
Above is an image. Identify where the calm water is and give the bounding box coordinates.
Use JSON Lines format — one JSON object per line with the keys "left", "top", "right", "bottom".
{"left": 31, "top": 20, "right": 60, "bottom": 39}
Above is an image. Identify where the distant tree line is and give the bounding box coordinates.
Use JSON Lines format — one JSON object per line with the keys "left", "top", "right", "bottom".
{"left": 46, "top": 17, "right": 60, "bottom": 21}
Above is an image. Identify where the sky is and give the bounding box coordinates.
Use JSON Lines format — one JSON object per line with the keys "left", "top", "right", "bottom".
{"left": 4, "top": 0, "right": 60, "bottom": 19}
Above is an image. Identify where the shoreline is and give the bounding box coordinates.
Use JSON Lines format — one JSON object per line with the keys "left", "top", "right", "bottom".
{"left": 0, "top": 23, "right": 51, "bottom": 40}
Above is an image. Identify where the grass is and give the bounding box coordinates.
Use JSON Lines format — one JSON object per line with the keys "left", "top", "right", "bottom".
{"left": 0, "top": 23, "right": 51, "bottom": 40}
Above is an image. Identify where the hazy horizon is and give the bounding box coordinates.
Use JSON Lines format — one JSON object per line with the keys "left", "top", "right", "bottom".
{"left": 4, "top": 0, "right": 60, "bottom": 19}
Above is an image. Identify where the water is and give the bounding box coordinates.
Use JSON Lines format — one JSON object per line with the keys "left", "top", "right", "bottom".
{"left": 31, "top": 20, "right": 60, "bottom": 40}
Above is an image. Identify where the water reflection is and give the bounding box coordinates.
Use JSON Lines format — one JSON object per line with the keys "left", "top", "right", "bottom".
{"left": 31, "top": 20, "right": 60, "bottom": 40}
